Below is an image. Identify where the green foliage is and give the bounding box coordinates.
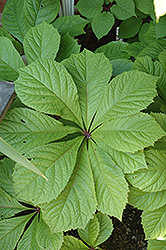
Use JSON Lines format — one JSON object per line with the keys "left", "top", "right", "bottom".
{"left": 119, "top": 17, "right": 142, "bottom": 39}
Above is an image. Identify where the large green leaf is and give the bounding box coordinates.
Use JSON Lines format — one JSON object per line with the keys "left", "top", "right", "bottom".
{"left": 128, "top": 186, "right": 166, "bottom": 211}
{"left": 0, "top": 158, "right": 15, "bottom": 196}
{"left": 89, "top": 141, "right": 129, "bottom": 220}
{"left": 24, "top": 0, "right": 60, "bottom": 28}
{"left": 63, "top": 49, "right": 112, "bottom": 129}
{"left": 142, "top": 204, "right": 166, "bottom": 239}
{"left": 151, "top": 113, "right": 166, "bottom": 150}
{"left": 0, "top": 188, "right": 27, "bottom": 219}
{"left": 0, "top": 108, "right": 78, "bottom": 153}
{"left": 138, "top": 41, "right": 166, "bottom": 61}
{"left": 36, "top": 217, "right": 63, "bottom": 250}
{"left": 119, "top": 17, "right": 142, "bottom": 38}
{"left": 111, "top": 0, "right": 136, "bottom": 20}
{"left": 61, "top": 236, "right": 89, "bottom": 250}
{"left": 110, "top": 59, "right": 133, "bottom": 77}
{"left": 13, "top": 137, "right": 82, "bottom": 205}
{"left": 23, "top": 21, "right": 60, "bottom": 64}
{"left": 133, "top": 0, "right": 155, "bottom": 19}
{"left": 92, "top": 12, "right": 115, "bottom": 39}
{"left": 91, "top": 70, "right": 158, "bottom": 128}
{"left": 93, "top": 113, "right": 165, "bottom": 153}
{"left": 0, "top": 37, "right": 24, "bottom": 81}
{"left": 52, "top": 15, "right": 89, "bottom": 37}
{"left": 1, "top": 0, "right": 28, "bottom": 43}
{"left": 148, "top": 239, "right": 166, "bottom": 249}
{"left": 76, "top": 0, "right": 104, "bottom": 18}
{"left": 14, "top": 59, "right": 83, "bottom": 126}
{"left": 143, "top": 22, "right": 157, "bottom": 44}
{"left": 122, "top": 42, "right": 145, "bottom": 57}
{"left": 0, "top": 214, "right": 34, "bottom": 249}
{"left": 41, "top": 143, "right": 97, "bottom": 232}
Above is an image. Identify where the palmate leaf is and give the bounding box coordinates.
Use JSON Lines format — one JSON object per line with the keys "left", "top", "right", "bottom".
{"left": 89, "top": 141, "right": 129, "bottom": 220}
{"left": 61, "top": 235, "right": 89, "bottom": 250}
{"left": 63, "top": 49, "right": 112, "bottom": 128}
{"left": 93, "top": 113, "right": 165, "bottom": 153}
{"left": 0, "top": 158, "right": 15, "bottom": 196}
{"left": 14, "top": 59, "right": 82, "bottom": 126}
{"left": 91, "top": 70, "right": 158, "bottom": 128}
{"left": 41, "top": 143, "right": 97, "bottom": 232}
{"left": 13, "top": 137, "right": 82, "bottom": 205}
{"left": 23, "top": 21, "right": 61, "bottom": 64}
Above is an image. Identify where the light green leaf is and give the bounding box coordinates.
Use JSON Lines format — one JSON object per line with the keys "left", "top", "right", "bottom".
{"left": 0, "top": 188, "right": 27, "bottom": 219}
{"left": 148, "top": 239, "right": 166, "bottom": 249}
{"left": 126, "top": 149, "right": 166, "bottom": 192}
{"left": 61, "top": 236, "right": 89, "bottom": 250}
{"left": 0, "top": 158, "right": 15, "bottom": 196}
{"left": 151, "top": 113, "right": 166, "bottom": 150}
{"left": 1, "top": 0, "right": 28, "bottom": 43}
{"left": 89, "top": 141, "right": 129, "bottom": 220}
{"left": 63, "top": 49, "right": 112, "bottom": 128}
{"left": 0, "top": 214, "right": 34, "bottom": 249}
{"left": 119, "top": 17, "right": 142, "bottom": 38}
{"left": 92, "top": 12, "right": 115, "bottom": 39}
{"left": 110, "top": 59, "right": 133, "bottom": 77}
{"left": 93, "top": 113, "right": 165, "bottom": 153}
{"left": 23, "top": 21, "right": 60, "bottom": 64}
{"left": 41, "top": 143, "right": 97, "bottom": 232}
{"left": 24, "top": 0, "right": 60, "bottom": 28}
{"left": 56, "top": 33, "right": 80, "bottom": 62}
{"left": 122, "top": 42, "right": 146, "bottom": 57}
{"left": 13, "top": 137, "right": 82, "bottom": 205}
{"left": 0, "top": 37, "right": 24, "bottom": 81}
{"left": 142, "top": 204, "right": 166, "bottom": 239}
{"left": 0, "top": 108, "right": 77, "bottom": 153}
{"left": 52, "top": 15, "right": 89, "bottom": 37}
{"left": 138, "top": 41, "right": 166, "bottom": 61}
{"left": 95, "top": 41, "right": 129, "bottom": 60}
{"left": 14, "top": 59, "right": 82, "bottom": 126}
{"left": 111, "top": 0, "right": 136, "bottom": 20}
{"left": 159, "top": 49, "right": 166, "bottom": 74}
{"left": 76, "top": 0, "right": 104, "bottom": 18}
{"left": 78, "top": 214, "right": 100, "bottom": 247}
{"left": 92, "top": 70, "right": 158, "bottom": 128}
{"left": 128, "top": 186, "right": 166, "bottom": 211}
{"left": 17, "top": 215, "right": 40, "bottom": 250}
{"left": 94, "top": 211, "right": 113, "bottom": 247}
{"left": 36, "top": 217, "right": 63, "bottom": 250}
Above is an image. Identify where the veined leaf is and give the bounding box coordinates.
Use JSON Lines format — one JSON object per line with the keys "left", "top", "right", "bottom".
{"left": 138, "top": 41, "right": 166, "bottom": 61}
{"left": 143, "top": 21, "right": 157, "bottom": 44}
{"left": 93, "top": 113, "right": 165, "bottom": 153}
{"left": 0, "top": 37, "right": 24, "bottom": 81}
{"left": 63, "top": 49, "right": 112, "bottom": 128}
{"left": 92, "top": 70, "right": 158, "bottom": 128}
{"left": 14, "top": 59, "right": 83, "bottom": 126}
{"left": 23, "top": 21, "right": 60, "bottom": 64}
{"left": 76, "top": 0, "right": 104, "bottom": 19}
{"left": 0, "top": 214, "right": 34, "bottom": 249}
{"left": 128, "top": 186, "right": 166, "bottom": 211}
{"left": 142, "top": 204, "right": 166, "bottom": 239}
{"left": 41, "top": 143, "right": 97, "bottom": 232}
{"left": 148, "top": 239, "right": 166, "bottom": 249}
{"left": 151, "top": 113, "right": 166, "bottom": 150}
{"left": 0, "top": 188, "right": 26, "bottom": 219}
{"left": 159, "top": 49, "right": 166, "bottom": 74}
{"left": 78, "top": 214, "right": 100, "bottom": 247}
{"left": 36, "top": 217, "right": 63, "bottom": 250}
{"left": 122, "top": 42, "right": 146, "bottom": 57}
{"left": 110, "top": 59, "right": 133, "bottom": 77}
{"left": 13, "top": 137, "right": 82, "bottom": 205}
{"left": 89, "top": 141, "right": 129, "bottom": 220}
{"left": 111, "top": 0, "right": 136, "bottom": 20}
{"left": 0, "top": 158, "right": 15, "bottom": 196}
{"left": 24, "top": 0, "right": 60, "bottom": 28}
{"left": 61, "top": 235, "right": 89, "bottom": 250}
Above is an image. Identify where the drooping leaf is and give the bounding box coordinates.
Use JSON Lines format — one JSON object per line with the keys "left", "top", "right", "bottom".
{"left": 111, "top": 0, "right": 136, "bottom": 20}
{"left": 41, "top": 143, "right": 97, "bottom": 232}
{"left": 92, "top": 12, "right": 115, "bottom": 39}
{"left": 119, "top": 17, "right": 142, "bottom": 39}
{"left": 128, "top": 186, "right": 166, "bottom": 211}
{"left": 13, "top": 137, "right": 82, "bottom": 205}
{"left": 63, "top": 49, "right": 112, "bottom": 128}
{"left": 36, "top": 217, "right": 63, "bottom": 250}
{"left": 61, "top": 235, "right": 89, "bottom": 250}
{"left": 92, "top": 70, "right": 158, "bottom": 128}
{"left": 78, "top": 214, "right": 100, "bottom": 247}
{"left": 148, "top": 239, "right": 166, "bottom": 249}
{"left": 0, "top": 158, "right": 15, "bottom": 196}
{"left": 95, "top": 41, "right": 129, "bottom": 60}
{"left": 56, "top": 33, "right": 80, "bottom": 62}
{"left": 14, "top": 59, "right": 83, "bottom": 126}
{"left": 24, "top": 0, "right": 60, "bottom": 28}
{"left": 142, "top": 204, "right": 166, "bottom": 239}
{"left": 89, "top": 141, "right": 129, "bottom": 220}
{"left": 23, "top": 21, "right": 60, "bottom": 64}
{"left": 52, "top": 15, "right": 89, "bottom": 37}
{"left": 93, "top": 113, "right": 165, "bottom": 153}
{"left": 1, "top": 0, "right": 28, "bottom": 43}
{"left": 0, "top": 37, "right": 24, "bottom": 81}
{"left": 76, "top": 0, "right": 104, "bottom": 18}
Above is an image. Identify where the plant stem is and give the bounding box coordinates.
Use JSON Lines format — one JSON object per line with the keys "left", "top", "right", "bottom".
{"left": 104, "top": 0, "right": 110, "bottom": 5}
